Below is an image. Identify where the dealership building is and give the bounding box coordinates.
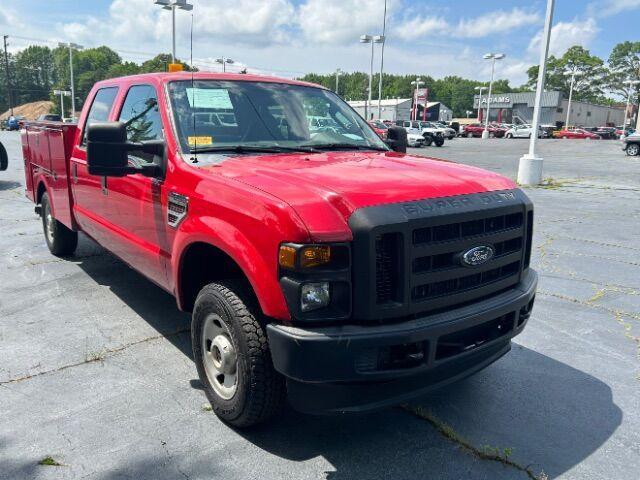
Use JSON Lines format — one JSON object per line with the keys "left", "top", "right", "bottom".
{"left": 473, "top": 91, "right": 625, "bottom": 127}
{"left": 348, "top": 98, "right": 453, "bottom": 122}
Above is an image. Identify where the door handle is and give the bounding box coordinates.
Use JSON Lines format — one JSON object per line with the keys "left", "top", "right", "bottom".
{"left": 101, "top": 176, "right": 108, "bottom": 196}
{"left": 72, "top": 163, "right": 78, "bottom": 183}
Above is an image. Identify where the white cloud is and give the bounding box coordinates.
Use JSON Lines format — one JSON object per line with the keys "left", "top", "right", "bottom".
{"left": 528, "top": 18, "right": 599, "bottom": 57}
{"left": 588, "top": 0, "right": 640, "bottom": 16}
{"left": 392, "top": 16, "right": 449, "bottom": 41}
{"left": 453, "top": 8, "right": 541, "bottom": 38}
{"left": 298, "top": 0, "right": 395, "bottom": 44}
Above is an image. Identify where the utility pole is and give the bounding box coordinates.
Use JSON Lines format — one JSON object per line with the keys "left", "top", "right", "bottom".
{"left": 377, "top": 0, "right": 387, "bottom": 119}
{"left": 335, "top": 68, "right": 341, "bottom": 95}
{"left": 517, "top": 0, "right": 555, "bottom": 186}
{"left": 3, "top": 35, "right": 13, "bottom": 117}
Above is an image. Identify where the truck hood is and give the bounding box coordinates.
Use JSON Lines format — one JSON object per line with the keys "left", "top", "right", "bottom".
{"left": 203, "top": 151, "right": 516, "bottom": 241}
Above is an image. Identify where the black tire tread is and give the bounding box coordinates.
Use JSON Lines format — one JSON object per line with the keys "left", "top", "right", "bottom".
{"left": 194, "top": 280, "right": 285, "bottom": 428}
{"left": 41, "top": 192, "right": 78, "bottom": 257}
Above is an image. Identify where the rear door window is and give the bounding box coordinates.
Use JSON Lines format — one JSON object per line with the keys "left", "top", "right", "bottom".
{"left": 81, "top": 87, "right": 119, "bottom": 145}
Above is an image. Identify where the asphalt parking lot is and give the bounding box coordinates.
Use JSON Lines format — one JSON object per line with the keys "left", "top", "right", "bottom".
{"left": 1, "top": 132, "right": 639, "bottom": 480}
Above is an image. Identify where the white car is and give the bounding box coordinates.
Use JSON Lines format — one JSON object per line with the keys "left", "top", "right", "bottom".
{"left": 505, "top": 125, "right": 546, "bottom": 139}
{"left": 407, "top": 132, "right": 425, "bottom": 147}
{"left": 431, "top": 122, "right": 457, "bottom": 139}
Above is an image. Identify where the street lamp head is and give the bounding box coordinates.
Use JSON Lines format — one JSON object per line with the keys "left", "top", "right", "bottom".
{"left": 373, "top": 35, "right": 385, "bottom": 43}
{"left": 484, "top": 53, "right": 505, "bottom": 60}
{"left": 155, "top": 0, "right": 192, "bottom": 9}
{"left": 483, "top": 53, "right": 493, "bottom": 59}
{"left": 360, "top": 34, "right": 373, "bottom": 43}
{"left": 494, "top": 53, "right": 505, "bottom": 60}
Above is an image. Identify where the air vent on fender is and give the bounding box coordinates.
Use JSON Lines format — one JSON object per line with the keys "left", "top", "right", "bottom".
{"left": 168, "top": 192, "right": 188, "bottom": 228}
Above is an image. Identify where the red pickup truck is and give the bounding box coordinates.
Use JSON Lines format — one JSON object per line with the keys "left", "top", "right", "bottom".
{"left": 22, "top": 72, "right": 536, "bottom": 428}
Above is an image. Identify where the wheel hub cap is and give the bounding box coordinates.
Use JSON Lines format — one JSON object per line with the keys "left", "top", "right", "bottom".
{"left": 202, "top": 314, "right": 238, "bottom": 400}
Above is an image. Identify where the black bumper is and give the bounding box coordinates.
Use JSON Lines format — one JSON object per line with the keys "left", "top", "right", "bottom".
{"left": 267, "top": 269, "right": 537, "bottom": 414}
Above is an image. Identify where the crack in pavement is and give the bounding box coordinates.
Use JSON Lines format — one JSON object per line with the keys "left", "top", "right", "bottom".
{"left": 400, "top": 405, "right": 547, "bottom": 480}
{"left": 0, "top": 327, "right": 191, "bottom": 386}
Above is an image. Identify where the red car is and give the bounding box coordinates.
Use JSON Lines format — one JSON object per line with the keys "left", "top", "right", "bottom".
{"left": 368, "top": 120, "right": 388, "bottom": 139}
{"left": 462, "top": 123, "right": 506, "bottom": 138}
{"left": 21, "top": 71, "right": 536, "bottom": 427}
{"left": 553, "top": 128, "right": 600, "bottom": 140}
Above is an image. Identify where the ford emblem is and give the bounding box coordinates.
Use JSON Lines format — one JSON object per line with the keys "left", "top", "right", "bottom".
{"left": 461, "top": 245, "right": 495, "bottom": 267}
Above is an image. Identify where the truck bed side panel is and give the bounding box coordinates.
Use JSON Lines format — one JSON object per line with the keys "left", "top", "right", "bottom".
{"left": 23, "top": 122, "right": 78, "bottom": 230}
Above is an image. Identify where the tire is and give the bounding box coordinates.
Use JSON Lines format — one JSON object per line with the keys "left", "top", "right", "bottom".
{"left": 562, "top": 136, "right": 568, "bottom": 139}
{"left": 0, "top": 142, "right": 7, "bottom": 171}
{"left": 489, "top": 132, "right": 495, "bottom": 138}
{"left": 192, "top": 281, "right": 285, "bottom": 428}
{"left": 423, "top": 135, "right": 433, "bottom": 146}
{"left": 41, "top": 192, "right": 77, "bottom": 257}
{"left": 435, "top": 138, "right": 444, "bottom": 147}
{"left": 466, "top": 132, "right": 473, "bottom": 138}
{"left": 506, "top": 133, "right": 513, "bottom": 139}
{"left": 626, "top": 143, "right": 640, "bottom": 156}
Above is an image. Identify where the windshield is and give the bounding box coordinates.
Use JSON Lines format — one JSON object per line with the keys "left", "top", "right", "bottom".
{"left": 167, "top": 80, "right": 387, "bottom": 154}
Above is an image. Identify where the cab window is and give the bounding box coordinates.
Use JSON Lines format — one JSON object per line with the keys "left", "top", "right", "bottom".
{"left": 118, "top": 84, "right": 163, "bottom": 162}
{"left": 81, "top": 87, "right": 118, "bottom": 145}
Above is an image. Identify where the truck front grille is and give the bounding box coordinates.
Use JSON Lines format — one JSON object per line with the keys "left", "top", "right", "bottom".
{"left": 351, "top": 190, "right": 534, "bottom": 322}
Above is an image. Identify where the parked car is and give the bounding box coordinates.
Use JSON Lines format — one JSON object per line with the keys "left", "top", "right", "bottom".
{"left": 616, "top": 126, "right": 635, "bottom": 138}
{"left": 423, "top": 121, "right": 456, "bottom": 140}
{"left": 368, "top": 120, "right": 388, "bottom": 140}
{"left": 593, "top": 126, "right": 617, "bottom": 139}
{"left": 505, "top": 125, "right": 547, "bottom": 139}
{"left": 37, "top": 114, "right": 63, "bottom": 122}
{"left": 407, "top": 132, "right": 425, "bottom": 147}
{"left": 463, "top": 123, "right": 506, "bottom": 138}
{"left": 22, "top": 71, "right": 536, "bottom": 428}
{"left": 622, "top": 132, "right": 640, "bottom": 156}
{"left": 0, "top": 140, "right": 7, "bottom": 171}
{"left": 553, "top": 128, "right": 600, "bottom": 140}
{"left": 6, "top": 115, "right": 24, "bottom": 131}
{"left": 396, "top": 120, "right": 445, "bottom": 146}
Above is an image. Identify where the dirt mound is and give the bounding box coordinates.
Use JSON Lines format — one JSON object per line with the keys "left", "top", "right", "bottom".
{"left": 0, "top": 101, "right": 54, "bottom": 120}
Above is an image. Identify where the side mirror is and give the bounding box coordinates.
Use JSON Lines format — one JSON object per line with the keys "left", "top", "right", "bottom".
{"left": 87, "top": 121, "right": 164, "bottom": 178}
{"left": 385, "top": 126, "right": 407, "bottom": 153}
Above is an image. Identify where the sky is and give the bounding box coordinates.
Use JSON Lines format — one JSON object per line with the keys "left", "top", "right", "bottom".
{"left": 1, "top": 0, "right": 639, "bottom": 85}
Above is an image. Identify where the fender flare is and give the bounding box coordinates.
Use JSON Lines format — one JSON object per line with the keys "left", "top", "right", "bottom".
{"left": 171, "top": 215, "right": 290, "bottom": 320}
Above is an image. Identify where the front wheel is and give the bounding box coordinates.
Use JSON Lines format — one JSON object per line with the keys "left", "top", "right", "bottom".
{"left": 41, "top": 192, "right": 77, "bottom": 257}
{"left": 626, "top": 143, "right": 640, "bottom": 156}
{"left": 423, "top": 135, "right": 433, "bottom": 146}
{"left": 466, "top": 132, "right": 473, "bottom": 138}
{"left": 434, "top": 137, "right": 445, "bottom": 147}
{"left": 506, "top": 133, "right": 513, "bottom": 139}
{"left": 192, "top": 281, "right": 286, "bottom": 428}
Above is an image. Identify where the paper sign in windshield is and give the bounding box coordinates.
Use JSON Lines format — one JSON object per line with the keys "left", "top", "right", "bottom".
{"left": 188, "top": 136, "right": 214, "bottom": 146}
{"left": 186, "top": 88, "right": 233, "bottom": 109}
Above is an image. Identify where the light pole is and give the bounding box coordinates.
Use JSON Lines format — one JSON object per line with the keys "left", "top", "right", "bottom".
{"left": 360, "top": 34, "right": 384, "bottom": 120}
{"left": 215, "top": 57, "right": 235, "bottom": 72}
{"left": 482, "top": 53, "right": 505, "bottom": 139}
{"left": 564, "top": 68, "right": 580, "bottom": 129}
{"left": 474, "top": 86, "right": 486, "bottom": 121}
{"left": 335, "top": 68, "right": 342, "bottom": 94}
{"left": 53, "top": 89, "right": 71, "bottom": 118}
{"left": 622, "top": 79, "right": 640, "bottom": 135}
{"left": 377, "top": 0, "right": 388, "bottom": 119}
{"left": 155, "top": 0, "right": 193, "bottom": 64}
{"left": 517, "top": 0, "right": 555, "bottom": 186}
{"left": 58, "top": 42, "right": 84, "bottom": 121}
{"left": 411, "top": 78, "right": 424, "bottom": 121}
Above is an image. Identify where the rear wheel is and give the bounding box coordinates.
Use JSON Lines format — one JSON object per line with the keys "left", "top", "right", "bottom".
{"left": 434, "top": 137, "right": 444, "bottom": 147}
{"left": 41, "top": 192, "right": 77, "bottom": 257}
{"left": 423, "top": 135, "right": 433, "bottom": 146}
{"left": 192, "top": 281, "right": 285, "bottom": 428}
{"left": 626, "top": 143, "right": 640, "bottom": 156}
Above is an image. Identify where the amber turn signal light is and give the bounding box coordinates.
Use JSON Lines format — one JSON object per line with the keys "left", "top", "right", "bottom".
{"left": 300, "top": 245, "right": 331, "bottom": 268}
{"left": 279, "top": 244, "right": 332, "bottom": 269}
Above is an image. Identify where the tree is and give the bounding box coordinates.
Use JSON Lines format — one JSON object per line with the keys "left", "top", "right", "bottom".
{"left": 140, "top": 54, "right": 195, "bottom": 73}
{"left": 606, "top": 41, "right": 640, "bottom": 107}
{"left": 526, "top": 46, "right": 607, "bottom": 101}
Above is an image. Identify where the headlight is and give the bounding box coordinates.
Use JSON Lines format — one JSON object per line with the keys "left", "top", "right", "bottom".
{"left": 278, "top": 243, "right": 351, "bottom": 322}
{"left": 301, "top": 282, "right": 330, "bottom": 312}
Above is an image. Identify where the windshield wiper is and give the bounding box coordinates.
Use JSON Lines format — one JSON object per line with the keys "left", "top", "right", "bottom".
{"left": 300, "top": 143, "right": 388, "bottom": 152}
{"left": 189, "top": 144, "right": 320, "bottom": 154}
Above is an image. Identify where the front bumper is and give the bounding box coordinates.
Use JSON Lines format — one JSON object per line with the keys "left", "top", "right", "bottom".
{"left": 267, "top": 269, "right": 537, "bottom": 414}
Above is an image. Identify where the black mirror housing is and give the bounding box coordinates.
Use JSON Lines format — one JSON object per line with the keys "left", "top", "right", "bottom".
{"left": 385, "top": 126, "right": 408, "bottom": 153}
{"left": 87, "top": 122, "right": 164, "bottom": 178}
{"left": 87, "top": 122, "right": 130, "bottom": 177}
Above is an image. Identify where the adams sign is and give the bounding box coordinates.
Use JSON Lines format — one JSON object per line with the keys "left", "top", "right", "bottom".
{"left": 475, "top": 95, "right": 513, "bottom": 108}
